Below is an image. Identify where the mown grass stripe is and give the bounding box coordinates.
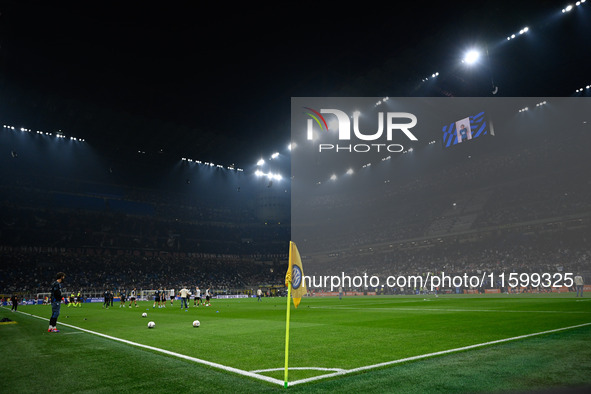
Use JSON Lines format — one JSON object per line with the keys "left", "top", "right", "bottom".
{"left": 11, "top": 308, "right": 285, "bottom": 386}
{"left": 288, "top": 322, "right": 591, "bottom": 386}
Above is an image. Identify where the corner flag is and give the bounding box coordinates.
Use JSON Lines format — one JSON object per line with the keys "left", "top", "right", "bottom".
{"left": 285, "top": 241, "right": 306, "bottom": 308}
{"left": 284, "top": 241, "right": 306, "bottom": 388}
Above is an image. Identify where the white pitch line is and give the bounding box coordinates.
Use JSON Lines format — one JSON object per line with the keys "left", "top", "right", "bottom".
{"left": 11, "top": 309, "right": 284, "bottom": 386}
{"left": 287, "top": 321, "right": 591, "bottom": 386}
{"left": 310, "top": 306, "right": 591, "bottom": 314}
{"left": 251, "top": 367, "right": 345, "bottom": 373}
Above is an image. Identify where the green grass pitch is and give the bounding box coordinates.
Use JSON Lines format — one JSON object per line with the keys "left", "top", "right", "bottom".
{"left": 1, "top": 293, "right": 591, "bottom": 393}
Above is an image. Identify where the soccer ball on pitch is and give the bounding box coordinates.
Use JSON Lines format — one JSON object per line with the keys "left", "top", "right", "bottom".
{"left": 192, "top": 320, "right": 200, "bottom": 328}
{"left": 142, "top": 312, "right": 147, "bottom": 317}
{"left": 148, "top": 321, "right": 155, "bottom": 328}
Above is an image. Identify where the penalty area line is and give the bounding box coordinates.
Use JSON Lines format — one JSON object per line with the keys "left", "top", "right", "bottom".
{"left": 12, "top": 309, "right": 284, "bottom": 386}
{"left": 287, "top": 321, "right": 591, "bottom": 387}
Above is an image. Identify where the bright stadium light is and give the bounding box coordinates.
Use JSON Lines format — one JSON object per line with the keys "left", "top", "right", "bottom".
{"left": 257, "top": 158, "right": 265, "bottom": 166}
{"left": 463, "top": 50, "right": 481, "bottom": 65}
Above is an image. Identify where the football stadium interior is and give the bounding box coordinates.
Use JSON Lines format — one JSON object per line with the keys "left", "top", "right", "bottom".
{"left": 1, "top": 2, "right": 590, "bottom": 393}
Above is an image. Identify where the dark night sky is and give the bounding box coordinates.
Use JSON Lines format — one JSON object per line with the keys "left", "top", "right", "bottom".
{"left": 1, "top": 1, "right": 589, "bottom": 168}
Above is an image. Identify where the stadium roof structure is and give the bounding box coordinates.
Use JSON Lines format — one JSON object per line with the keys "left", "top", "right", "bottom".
{"left": 0, "top": 1, "right": 589, "bottom": 175}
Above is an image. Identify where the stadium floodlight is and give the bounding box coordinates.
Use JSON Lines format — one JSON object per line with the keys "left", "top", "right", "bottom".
{"left": 271, "top": 152, "right": 279, "bottom": 159}
{"left": 330, "top": 174, "right": 337, "bottom": 181}
{"left": 257, "top": 170, "right": 282, "bottom": 181}
{"left": 257, "top": 158, "right": 265, "bottom": 166}
{"left": 346, "top": 168, "right": 354, "bottom": 175}
{"left": 463, "top": 50, "right": 480, "bottom": 65}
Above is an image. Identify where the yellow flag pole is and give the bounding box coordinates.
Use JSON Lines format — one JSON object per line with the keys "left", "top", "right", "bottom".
{"left": 284, "top": 280, "right": 292, "bottom": 388}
